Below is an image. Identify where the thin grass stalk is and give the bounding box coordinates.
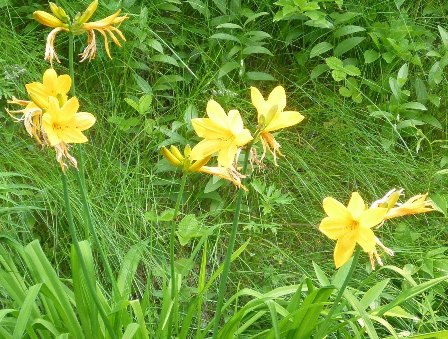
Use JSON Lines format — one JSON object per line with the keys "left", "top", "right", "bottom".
{"left": 315, "top": 247, "right": 361, "bottom": 338}
{"left": 74, "top": 171, "right": 120, "bottom": 297}
{"left": 211, "top": 140, "right": 255, "bottom": 338}
{"left": 62, "top": 173, "right": 117, "bottom": 339}
{"left": 169, "top": 172, "right": 188, "bottom": 335}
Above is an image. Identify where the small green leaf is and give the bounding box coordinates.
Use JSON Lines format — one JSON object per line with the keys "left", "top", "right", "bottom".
{"left": 216, "top": 23, "right": 242, "bottom": 29}
{"left": 209, "top": 33, "right": 240, "bottom": 43}
{"left": 339, "top": 86, "right": 352, "bottom": 97}
{"left": 331, "top": 69, "right": 347, "bottom": 81}
{"left": 147, "top": 39, "right": 163, "bottom": 53}
{"left": 333, "top": 25, "right": 366, "bottom": 38}
{"left": 429, "top": 62, "right": 443, "bottom": 85}
{"left": 245, "top": 71, "right": 276, "bottom": 81}
{"left": 344, "top": 65, "right": 361, "bottom": 76}
{"left": 242, "top": 46, "right": 273, "bottom": 56}
{"left": 438, "top": 25, "right": 448, "bottom": 49}
{"left": 310, "top": 64, "right": 329, "bottom": 79}
{"left": 218, "top": 61, "right": 240, "bottom": 78}
{"left": 401, "top": 102, "right": 427, "bottom": 111}
{"left": 397, "top": 63, "right": 408, "bottom": 87}
{"left": 177, "top": 214, "right": 207, "bottom": 246}
{"left": 364, "top": 49, "right": 380, "bottom": 63}
{"left": 325, "top": 56, "right": 344, "bottom": 69}
{"left": 310, "top": 42, "right": 333, "bottom": 58}
{"left": 151, "top": 54, "right": 179, "bottom": 67}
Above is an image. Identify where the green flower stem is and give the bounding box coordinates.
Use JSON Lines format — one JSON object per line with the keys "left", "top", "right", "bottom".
{"left": 315, "top": 247, "right": 361, "bottom": 338}
{"left": 68, "top": 33, "right": 75, "bottom": 96}
{"left": 169, "top": 172, "right": 188, "bottom": 334}
{"left": 68, "top": 32, "right": 120, "bottom": 305}
{"left": 62, "top": 173, "right": 117, "bottom": 339}
{"left": 212, "top": 140, "right": 255, "bottom": 338}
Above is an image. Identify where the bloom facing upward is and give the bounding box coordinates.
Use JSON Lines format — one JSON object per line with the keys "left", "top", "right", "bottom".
{"left": 319, "top": 192, "right": 388, "bottom": 268}
{"left": 190, "top": 100, "right": 253, "bottom": 168}
{"left": 251, "top": 86, "right": 304, "bottom": 165}
{"left": 162, "top": 145, "right": 246, "bottom": 190}
{"left": 33, "top": 1, "right": 128, "bottom": 64}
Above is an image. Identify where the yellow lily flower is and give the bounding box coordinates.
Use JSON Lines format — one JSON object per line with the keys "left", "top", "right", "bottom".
{"left": 33, "top": 1, "right": 128, "bottom": 64}
{"left": 384, "top": 193, "right": 435, "bottom": 219}
{"left": 251, "top": 86, "right": 304, "bottom": 165}
{"left": 42, "top": 96, "right": 96, "bottom": 170}
{"left": 25, "top": 68, "right": 71, "bottom": 109}
{"left": 6, "top": 69, "right": 71, "bottom": 144}
{"left": 319, "top": 192, "right": 388, "bottom": 268}
{"left": 190, "top": 100, "right": 253, "bottom": 168}
{"left": 161, "top": 145, "right": 247, "bottom": 190}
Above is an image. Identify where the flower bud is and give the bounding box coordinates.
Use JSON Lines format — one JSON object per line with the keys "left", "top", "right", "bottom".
{"left": 75, "top": 0, "right": 99, "bottom": 24}
{"left": 49, "top": 3, "right": 70, "bottom": 23}
{"left": 33, "top": 11, "right": 65, "bottom": 28}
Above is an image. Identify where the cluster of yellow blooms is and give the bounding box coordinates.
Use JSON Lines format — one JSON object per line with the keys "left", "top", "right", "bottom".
{"left": 162, "top": 86, "right": 304, "bottom": 187}
{"left": 33, "top": 0, "right": 127, "bottom": 64}
{"left": 7, "top": 69, "right": 96, "bottom": 170}
{"left": 6, "top": 1, "right": 437, "bottom": 272}
{"left": 319, "top": 189, "right": 435, "bottom": 269}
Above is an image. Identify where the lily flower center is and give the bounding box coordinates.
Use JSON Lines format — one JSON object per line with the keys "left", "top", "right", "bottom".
{"left": 346, "top": 220, "right": 359, "bottom": 231}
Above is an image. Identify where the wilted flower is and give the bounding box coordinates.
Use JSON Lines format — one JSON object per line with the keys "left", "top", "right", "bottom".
{"left": 190, "top": 100, "right": 253, "bottom": 168}
{"left": 33, "top": 1, "right": 128, "bottom": 64}
{"left": 162, "top": 145, "right": 246, "bottom": 190}
{"left": 319, "top": 192, "right": 388, "bottom": 268}
{"left": 384, "top": 192, "right": 435, "bottom": 219}
{"left": 251, "top": 86, "right": 304, "bottom": 165}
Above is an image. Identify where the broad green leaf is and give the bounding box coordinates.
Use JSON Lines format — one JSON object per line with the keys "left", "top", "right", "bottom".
{"left": 364, "top": 49, "right": 380, "bottom": 63}
{"left": 339, "top": 86, "right": 352, "bottom": 97}
{"left": 122, "top": 323, "right": 139, "bottom": 339}
{"left": 384, "top": 306, "right": 419, "bottom": 320}
{"left": 334, "top": 37, "right": 365, "bottom": 56}
{"left": 310, "top": 42, "right": 333, "bottom": 58}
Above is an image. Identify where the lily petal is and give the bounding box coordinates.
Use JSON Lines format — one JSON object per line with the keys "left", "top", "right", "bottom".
{"left": 72, "top": 112, "right": 96, "bottom": 131}
{"left": 356, "top": 227, "right": 376, "bottom": 252}
{"left": 334, "top": 231, "right": 357, "bottom": 268}
{"left": 206, "top": 100, "right": 228, "bottom": 129}
{"left": 217, "top": 143, "right": 238, "bottom": 168}
{"left": 319, "top": 217, "right": 348, "bottom": 240}
{"left": 190, "top": 139, "right": 224, "bottom": 160}
{"left": 358, "top": 207, "right": 387, "bottom": 228}
{"left": 267, "top": 86, "right": 286, "bottom": 112}
{"left": 58, "top": 128, "right": 88, "bottom": 144}
{"left": 264, "top": 111, "right": 304, "bottom": 132}
{"left": 347, "top": 192, "right": 365, "bottom": 219}
{"left": 323, "top": 197, "right": 351, "bottom": 219}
